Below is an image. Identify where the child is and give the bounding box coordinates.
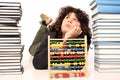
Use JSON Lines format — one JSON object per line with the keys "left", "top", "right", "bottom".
{"left": 30, "top": 6, "right": 92, "bottom": 69}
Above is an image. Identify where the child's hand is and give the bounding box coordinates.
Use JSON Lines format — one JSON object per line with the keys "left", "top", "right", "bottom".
{"left": 64, "top": 26, "right": 82, "bottom": 39}
{"left": 63, "top": 26, "right": 82, "bottom": 45}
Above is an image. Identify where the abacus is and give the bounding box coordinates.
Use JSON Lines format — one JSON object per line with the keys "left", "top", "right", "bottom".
{"left": 48, "top": 35, "right": 88, "bottom": 79}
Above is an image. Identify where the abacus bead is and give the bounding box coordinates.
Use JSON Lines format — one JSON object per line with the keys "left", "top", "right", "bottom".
{"left": 74, "top": 55, "right": 78, "bottom": 58}
{"left": 82, "top": 62, "right": 85, "bottom": 65}
{"left": 76, "top": 44, "right": 79, "bottom": 47}
{"left": 53, "top": 66, "right": 59, "bottom": 70}
{"left": 61, "top": 66, "right": 65, "bottom": 70}
{"left": 58, "top": 43, "right": 62, "bottom": 48}
{"left": 55, "top": 48, "right": 58, "bottom": 52}
{"left": 64, "top": 62, "right": 70, "bottom": 66}
{"left": 68, "top": 66, "right": 71, "bottom": 70}
{"left": 54, "top": 73, "right": 59, "bottom": 78}
{"left": 69, "top": 44, "right": 72, "bottom": 47}
{"left": 78, "top": 72, "right": 85, "bottom": 77}
{"left": 73, "top": 73, "right": 77, "bottom": 77}
{"left": 62, "top": 73, "right": 70, "bottom": 78}
{"left": 73, "top": 62, "right": 78, "bottom": 65}
{"left": 61, "top": 54, "right": 64, "bottom": 58}
{"left": 69, "top": 55, "right": 73, "bottom": 59}
{"left": 50, "top": 56, "right": 53, "bottom": 59}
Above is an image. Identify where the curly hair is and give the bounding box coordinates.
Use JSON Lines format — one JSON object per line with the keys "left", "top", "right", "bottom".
{"left": 49, "top": 6, "right": 91, "bottom": 47}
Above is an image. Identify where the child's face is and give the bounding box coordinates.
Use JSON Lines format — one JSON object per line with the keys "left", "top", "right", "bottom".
{"left": 61, "top": 12, "right": 81, "bottom": 35}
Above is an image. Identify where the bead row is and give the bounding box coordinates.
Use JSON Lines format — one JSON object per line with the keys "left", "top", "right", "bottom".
{"left": 50, "top": 58, "right": 85, "bottom": 63}
{"left": 51, "top": 62, "right": 85, "bottom": 66}
{"left": 51, "top": 72, "right": 85, "bottom": 78}
{"left": 52, "top": 66, "right": 84, "bottom": 70}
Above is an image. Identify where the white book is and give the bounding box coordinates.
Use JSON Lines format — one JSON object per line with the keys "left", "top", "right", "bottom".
{"left": 0, "top": 56, "right": 22, "bottom": 60}
{"left": 95, "top": 44, "right": 120, "bottom": 49}
{"left": 95, "top": 57, "right": 120, "bottom": 62}
{"left": 95, "top": 63, "right": 120, "bottom": 69}
{"left": 95, "top": 66, "right": 120, "bottom": 72}
{"left": 0, "top": 59, "right": 21, "bottom": 63}
{"left": 93, "top": 26, "right": 120, "bottom": 30}
{"left": 0, "top": 26, "right": 20, "bottom": 30}
{"left": 0, "top": 44, "right": 23, "bottom": 49}
{"left": 0, "top": 40, "right": 21, "bottom": 44}
{"left": 0, "top": 37, "right": 20, "bottom": 41}
{"left": 95, "top": 54, "right": 120, "bottom": 59}
{"left": 0, "top": 30, "right": 20, "bottom": 32}
{"left": 92, "top": 13, "right": 120, "bottom": 21}
{"left": 0, "top": 6, "right": 20, "bottom": 10}
{"left": 0, "top": 48, "right": 23, "bottom": 52}
{"left": 95, "top": 49, "right": 120, "bottom": 54}
{"left": 0, "top": 51, "right": 22, "bottom": 55}
{"left": 0, "top": 9, "right": 21, "bottom": 13}
{"left": 93, "top": 29, "right": 120, "bottom": 34}
{"left": 0, "top": 32, "right": 20, "bottom": 35}
{"left": 93, "top": 37, "right": 120, "bottom": 41}
{"left": 0, "top": 62, "right": 21, "bottom": 66}
{"left": 93, "top": 33, "right": 120, "bottom": 38}
{"left": 0, "top": 53, "right": 21, "bottom": 57}
{"left": 95, "top": 60, "right": 120, "bottom": 64}
{"left": 93, "top": 19, "right": 120, "bottom": 23}
{"left": 0, "top": 12, "right": 21, "bottom": 15}
{"left": 0, "top": 2, "right": 21, "bottom": 7}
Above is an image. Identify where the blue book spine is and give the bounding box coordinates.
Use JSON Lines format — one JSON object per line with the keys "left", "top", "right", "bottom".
{"left": 90, "top": 0, "right": 120, "bottom": 6}
{"left": 95, "top": 5, "right": 120, "bottom": 14}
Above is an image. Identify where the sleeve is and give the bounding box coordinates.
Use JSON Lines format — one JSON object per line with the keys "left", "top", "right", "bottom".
{"left": 32, "top": 34, "right": 48, "bottom": 69}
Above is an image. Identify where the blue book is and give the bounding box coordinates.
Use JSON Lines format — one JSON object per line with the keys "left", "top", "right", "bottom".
{"left": 91, "top": 4, "right": 120, "bottom": 15}
{"left": 90, "top": 0, "right": 120, "bottom": 9}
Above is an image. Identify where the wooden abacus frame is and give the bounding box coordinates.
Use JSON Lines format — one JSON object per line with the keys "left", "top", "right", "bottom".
{"left": 48, "top": 35, "right": 88, "bottom": 79}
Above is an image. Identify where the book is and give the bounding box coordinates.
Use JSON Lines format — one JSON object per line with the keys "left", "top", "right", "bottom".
{"left": 92, "top": 19, "right": 120, "bottom": 27}
{"left": 0, "top": 15, "right": 21, "bottom": 21}
{"left": 95, "top": 44, "right": 120, "bottom": 49}
{"left": 0, "top": 62, "right": 21, "bottom": 66}
{"left": 0, "top": 12, "right": 21, "bottom": 16}
{"left": 95, "top": 57, "right": 120, "bottom": 62}
{"left": 90, "top": 0, "right": 120, "bottom": 9}
{"left": 0, "top": 29, "right": 20, "bottom": 33}
{"left": 94, "top": 46, "right": 120, "bottom": 54}
{"left": 93, "top": 28, "right": 120, "bottom": 34}
{"left": 93, "top": 33, "right": 120, "bottom": 38}
{"left": 0, "top": 65, "right": 24, "bottom": 74}
{"left": 92, "top": 13, "right": 120, "bottom": 21}
{"left": 93, "top": 37, "right": 120, "bottom": 41}
{"left": 0, "top": 48, "right": 23, "bottom": 52}
{"left": 95, "top": 54, "right": 120, "bottom": 59}
{"left": 0, "top": 2, "right": 21, "bottom": 7}
{"left": 0, "top": 9, "right": 21, "bottom": 13}
{"left": 91, "top": 5, "right": 120, "bottom": 16}
{"left": 0, "top": 59, "right": 21, "bottom": 63}
{"left": 93, "top": 18, "right": 120, "bottom": 23}
{"left": 0, "top": 26, "right": 20, "bottom": 30}
{"left": 95, "top": 63, "right": 120, "bottom": 68}
{"left": 0, "top": 32, "right": 21, "bottom": 36}
{"left": 93, "top": 41, "right": 120, "bottom": 45}
{"left": 0, "top": 51, "right": 23, "bottom": 56}
{"left": 0, "top": 55, "right": 22, "bottom": 60}
{"left": 95, "top": 67, "right": 120, "bottom": 72}
{"left": 95, "top": 59, "right": 120, "bottom": 64}
{"left": 95, "top": 48, "right": 120, "bottom": 54}
{"left": 0, "top": 6, "right": 20, "bottom": 10}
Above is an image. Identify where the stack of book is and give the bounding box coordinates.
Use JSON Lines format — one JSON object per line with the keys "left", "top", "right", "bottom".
{"left": 90, "top": 0, "right": 120, "bottom": 72}
{"left": 0, "top": 2, "right": 24, "bottom": 74}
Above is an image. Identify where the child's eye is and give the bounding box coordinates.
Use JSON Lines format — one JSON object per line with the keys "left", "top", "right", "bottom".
{"left": 65, "top": 16, "right": 69, "bottom": 18}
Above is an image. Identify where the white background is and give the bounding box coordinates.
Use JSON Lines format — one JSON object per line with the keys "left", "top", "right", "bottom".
{"left": 0, "top": 0, "right": 120, "bottom": 80}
